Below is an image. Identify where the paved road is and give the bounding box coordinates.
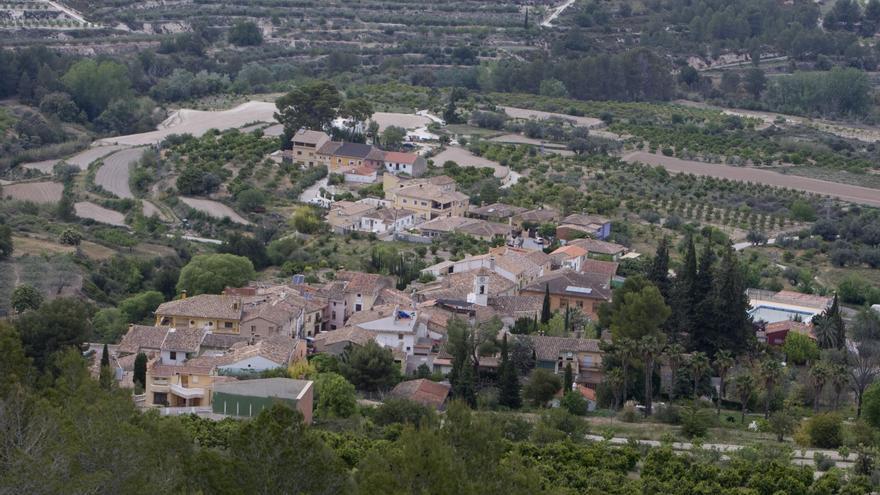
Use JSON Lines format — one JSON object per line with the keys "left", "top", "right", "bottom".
{"left": 623, "top": 151, "right": 880, "bottom": 207}
{"left": 95, "top": 147, "right": 146, "bottom": 199}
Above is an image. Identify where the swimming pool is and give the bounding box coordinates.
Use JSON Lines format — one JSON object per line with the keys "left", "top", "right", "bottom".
{"left": 749, "top": 305, "right": 817, "bottom": 324}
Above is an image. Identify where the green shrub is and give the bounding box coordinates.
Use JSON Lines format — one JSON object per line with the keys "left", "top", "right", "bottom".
{"left": 801, "top": 413, "right": 843, "bottom": 449}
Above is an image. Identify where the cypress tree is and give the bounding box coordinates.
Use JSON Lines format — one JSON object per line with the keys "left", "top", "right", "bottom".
{"left": 563, "top": 362, "right": 573, "bottom": 393}
{"left": 100, "top": 343, "right": 109, "bottom": 367}
{"left": 541, "top": 283, "right": 552, "bottom": 324}
{"left": 711, "top": 246, "right": 752, "bottom": 354}
{"left": 498, "top": 335, "right": 521, "bottom": 409}
{"left": 691, "top": 240, "right": 718, "bottom": 354}
{"left": 648, "top": 237, "right": 671, "bottom": 301}
{"left": 672, "top": 234, "right": 698, "bottom": 334}
{"left": 564, "top": 306, "right": 570, "bottom": 335}
{"left": 134, "top": 352, "right": 147, "bottom": 389}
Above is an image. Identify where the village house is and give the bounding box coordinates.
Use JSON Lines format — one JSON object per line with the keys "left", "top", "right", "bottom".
{"left": 415, "top": 216, "right": 509, "bottom": 241}
{"left": 143, "top": 333, "right": 306, "bottom": 409}
{"left": 360, "top": 207, "right": 417, "bottom": 234}
{"left": 392, "top": 182, "right": 468, "bottom": 220}
{"left": 758, "top": 320, "right": 815, "bottom": 346}
{"left": 513, "top": 206, "right": 561, "bottom": 230}
{"left": 320, "top": 141, "right": 384, "bottom": 173}
{"left": 556, "top": 213, "right": 612, "bottom": 241}
{"left": 287, "top": 129, "right": 330, "bottom": 167}
{"left": 154, "top": 294, "right": 243, "bottom": 334}
{"left": 388, "top": 379, "right": 451, "bottom": 410}
{"left": 551, "top": 244, "right": 589, "bottom": 271}
{"left": 529, "top": 335, "right": 605, "bottom": 389}
{"left": 567, "top": 237, "right": 629, "bottom": 261}
{"left": 212, "top": 378, "right": 314, "bottom": 424}
{"left": 313, "top": 326, "right": 377, "bottom": 355}
{"left": 306, "top": 271, "right": 395, "bottom": 330}
{"left": 383, "top": 151, "right": 427, "bottom": 177}
{"left": 423, "top": 246, "right": 550, "bottom": 289}
{"left": 521, "top": 269, "right": 613, "bottom": 320}
{"left": 468, "top": 203, "right": 527, "bottom": 223}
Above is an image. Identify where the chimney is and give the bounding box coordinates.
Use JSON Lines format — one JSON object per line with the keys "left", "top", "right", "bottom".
{"left": 181, "top": 290, "right": 187, "bottom": 299}
{"left": 489, "top": 256, "right": 496, "bottom": 271}
{"left": 128, "top": 323, "right": 134, "bottom": 330}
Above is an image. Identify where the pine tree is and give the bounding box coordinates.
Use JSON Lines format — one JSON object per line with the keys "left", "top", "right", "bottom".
{"left": 563, "top": 362, "right": 573, "bottom": 393}
{"left": 541, "top": 283, "right": 552, "bottom": 324}
{"left": 648, "top": 237, "right": 671, "bottom": 301}
{"left": 498, "top": 335, "right": 521, "bottom": 409}
{"left": 523, "top": 6, "right": 529, "bottom": 29}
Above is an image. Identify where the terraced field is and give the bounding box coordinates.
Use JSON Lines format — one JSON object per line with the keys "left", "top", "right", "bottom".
{"left": 2, "top": 181, "right": 63, "bottom": 203}
{"left": 22, "top": 144, "right": 127, "bottom": 172}
{"left": 180, "top": 197, "right": 251, "bottom": 225}
{"left": 95, "top": 147, "right": 145, "bottom": 199}
{"left": 74, "top": 201, "right": 127, "bottom": 227}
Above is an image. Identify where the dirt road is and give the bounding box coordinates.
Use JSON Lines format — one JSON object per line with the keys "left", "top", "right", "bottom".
{"left": 95, "top": 147, "right": 146, "bottom": 199}
{"left": 180, "top": 197, "right": 252, "bottom": 225}
{"left": 623, "top": 151, "right": 880, "bottom": 207}
{"left": 2, "top": 181, "right": 64, "bottom": 203}
{"left": 541, "top": 0, "right": 576, "bottom": 27}
{"left": 97, "top": 101, "right": 277, "bottom": 146}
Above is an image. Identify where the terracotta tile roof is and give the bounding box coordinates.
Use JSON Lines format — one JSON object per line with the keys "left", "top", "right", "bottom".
{"left": 515, "top": 207, "right": 559, "bottom": 224}
{"left": 313, "top": 326, "right": 376, "bottom": 348}
{"left": 397, "top": 183, "right": 468, "bottom": 202}
{"left": 765, "top": 320, "right": 814, "bottom": 339}
{"left": 346, "top": 304, "right": 399, "bottom": 326}
{"left": 317, "top": 141, "right": 342, "bottom": 155}
{"left": 383, "top": 151, "right": 420, "bottom": 164}
{"left": 457, "top": 220, "right": 510, "bottom": 238}
{"left": 489, "top": 295, "right": 543, "bottom": 317}
{"left": 581, "top": 260, "right": 619, "bottom": 278}
{"left": 469, "top": 203, "right": 527, "bottom": 219}
{"left": 568, "top": 238, "right": 627, "bottom": 256}
{"left": 219, "top": 336, "right": 303, "bottom": 367}
{"left": 292, "top": 129, "right": 330, "bottom": 146}
{"left": 155, "top": 295, "right": 243, "bottom": 321}
{"left": 337, "top": 271, "right": 394, "bottom": 295}
{"left": 202, "top": 333, "right": 250, "bottom": 350}
{"left": 528, "top": 335, "right": 602, "bottom": 361}
{"left": 418, "top": 216, "right": 478, "bottom": 233}
{"left": 522, "top": 269, "right": 612, "bottom": 301}
{"left": 376, "top": 288, "right": 414, "bottom": 307}
{"left": 118, "top": 325, "right": 168, "bottom": 355}
{"left": 161, "top": 327, "right": 208, "bottom": 353}
{"left": 242, "top": 301, "right": 297, "bottom": 327}
{"left": 552, "top": 245, "right": 589, "bottom": 258}
{"left": 561, "top": 213, "right": 611, "bottom": 228}
{"left": 150, "top": 362, "right": 216, "bottom": 378}
{"left": 418, "top": 268, "right": 515, "bottom": 301}
{"left": 388, "top": 379, "right": 451, "bottom": 409}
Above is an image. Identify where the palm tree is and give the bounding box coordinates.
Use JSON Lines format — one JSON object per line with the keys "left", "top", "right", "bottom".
{"left": 732, "top": 372, "right": 755, "bottom": 424}
{"left": 616, "top": 337, "right": 637, "bottom": 405}
{"left": 605, "top": 368, "right": 625, "bottom": 411}
{"left": 829, "top": 363, "right": 848, "bottom": 410}
{"left": 664, "top": 343, "right": 685, "bottom": 401}
{"left": 814, "top": 318, "right": 840, "bottom": 350}
{"left": 850, "top": 346, "right": 879, "bottom": 418}
{"left": 713, "top": 350, "right": 735, "bottom": 416}
{"left": 810, "top": 361, "right": 831, "bottom": 413}
{"left": 689, "top": 352, "right": 710, "bottom": 398}
{"left": 639, "top": 334, "right": 665, "bottom": 416}
{"left": 758, "top": 358, "right": 783, "bottom": 419}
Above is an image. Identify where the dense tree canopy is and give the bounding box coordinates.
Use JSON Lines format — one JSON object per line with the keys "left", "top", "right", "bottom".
{"left": 176, "top": 253, "right": 256, "bottom": 296}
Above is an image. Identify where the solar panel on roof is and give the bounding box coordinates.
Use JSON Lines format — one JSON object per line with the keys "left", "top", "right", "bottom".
{"left": 565, "top": 286, "right": 593, "bottom": 294}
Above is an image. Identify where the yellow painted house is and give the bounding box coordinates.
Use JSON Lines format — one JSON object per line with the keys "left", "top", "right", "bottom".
{"left": 154, "top": 294, "right": 244, "bottom": 334}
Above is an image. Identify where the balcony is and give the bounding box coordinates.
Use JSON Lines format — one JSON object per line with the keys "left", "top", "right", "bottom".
{"left": 170, "top": 383, "right": 205, "bottom": 400}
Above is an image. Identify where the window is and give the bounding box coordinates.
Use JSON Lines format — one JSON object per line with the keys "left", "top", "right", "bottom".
{"left": 251, "top": 325, "right": 256, "bottom": 332}
{"left": 576, "top": 301, "right": 583, "bottom": 308}
{"left": 479, "top": 285, "right": 485, "bottom": 295}
{"left": 331, "top": 311, "right": 337, "bottom": 320}
{"left": 153, "top": 393, "right": 168, "bottom": 406}
{"left": 190, "top": 320, "right": 195, "bottom": 326}
{"left": 398, "top": 334, "right": 403, "bottom": 340}
{"left": 355, "top": 304, "right": 362, "bottom": 312}
{"left": 169, "top": 351, "right": 177, "bottom": 360}
{"left": 224, "top": 322, "right": 233, "bottom": 329}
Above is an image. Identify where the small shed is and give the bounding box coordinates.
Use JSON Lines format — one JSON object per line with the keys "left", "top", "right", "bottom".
{"left": 212, "top": 378, "right": 314, "bottom": 424}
